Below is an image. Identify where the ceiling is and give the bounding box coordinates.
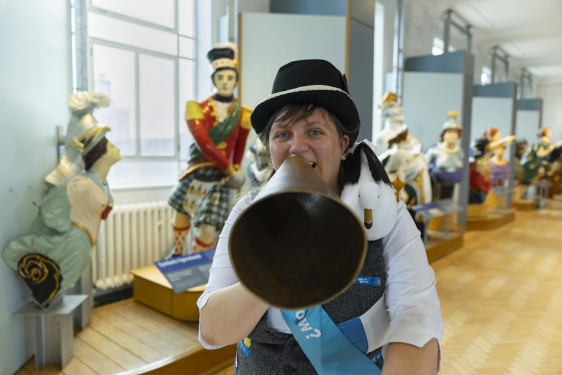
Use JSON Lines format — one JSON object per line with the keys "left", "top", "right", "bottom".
{"left": 428, "top": 0, "right": 562, "bottom": 84}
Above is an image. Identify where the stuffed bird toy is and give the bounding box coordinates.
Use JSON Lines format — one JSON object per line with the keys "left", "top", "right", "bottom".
{"left": 341, "top": 140, "right": 398, "bottom": 241}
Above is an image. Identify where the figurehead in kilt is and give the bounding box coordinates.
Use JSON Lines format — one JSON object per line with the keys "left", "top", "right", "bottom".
{"left": 168, "top": 43, "right": 252, "bottom": 256}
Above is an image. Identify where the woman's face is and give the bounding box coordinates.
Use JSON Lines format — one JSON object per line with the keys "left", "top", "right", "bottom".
{"left": 213, "top": 70, "right": 237, "bottom": 97}
{"left": 269, "top": 108, "right": 350, "bottom": 194}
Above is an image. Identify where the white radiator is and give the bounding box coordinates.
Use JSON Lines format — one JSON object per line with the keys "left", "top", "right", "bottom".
{"left": 92, "top": 201, "right": 175, "bottom": 290}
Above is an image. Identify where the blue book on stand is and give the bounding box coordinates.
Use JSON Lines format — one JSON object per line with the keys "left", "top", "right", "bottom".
{"left": 154, "top": 249, "right": 215, "bottom": 293}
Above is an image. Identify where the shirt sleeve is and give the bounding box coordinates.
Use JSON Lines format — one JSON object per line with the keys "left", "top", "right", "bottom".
{"left": 381, "top": 201, "right": 444, "bottom": 362}
{"left": 196, "top": 194, "right": 253, "bottom": 349}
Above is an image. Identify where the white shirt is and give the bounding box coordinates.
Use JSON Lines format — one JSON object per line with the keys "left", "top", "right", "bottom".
{"left": 197, "top": 194, "right": 444, "bottom": 361}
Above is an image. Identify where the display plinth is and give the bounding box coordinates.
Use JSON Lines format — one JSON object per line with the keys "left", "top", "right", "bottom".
{"left": 15, "top": 295, "right": 88, "bottom": 369}
{"left": 513, "top": 199, "right": 536, "bottom": 210}
{"left": 484, "top": 191, "right": 507, "bottom": 210}
{"left": 467, "top": 203, "right": 488, "bottom": 218}
{"left": 427, "top": 213, "right": 457, "bottom": 231}
{"left": 131, "top": 266, "right": 204, "bottom": 321}
{"left": 546, "top": 175, "right": 560, "bottom": 197}
{"left": 425, "top": 230, "right": 464, "bottom": 262}
{"left": 466, "top": 209, "right": 515, "bottom": 231}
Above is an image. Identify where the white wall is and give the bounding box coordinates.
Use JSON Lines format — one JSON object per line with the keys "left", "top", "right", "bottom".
{"left": 537, "top": 83, "right": 562, "bottom": 142}
{"left": 471, "top": 97, "right": 514, "bottom": 141}
{"left": 516, "top": 110, "right": 541, "bottom": 143}
{"left": 239, "top": 12, "right": 346, "bottom": 109}
{"left": 402, "top": 72, "right": 465, "bottom": 151}
{"left": 0, "top": 1, "right": 72, "bottom": 374}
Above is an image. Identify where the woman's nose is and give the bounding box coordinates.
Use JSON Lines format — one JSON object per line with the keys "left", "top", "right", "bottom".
{"left": 289, "top": 134, "right": 309, "bottom": 155}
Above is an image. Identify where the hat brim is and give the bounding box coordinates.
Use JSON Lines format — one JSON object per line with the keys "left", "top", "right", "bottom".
{"left": 251, "top": 85, "right": 360, "bottom": 139}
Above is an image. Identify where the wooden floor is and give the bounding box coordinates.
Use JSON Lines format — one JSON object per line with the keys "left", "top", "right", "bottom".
{"left": 433, "top": 208, "right": 562, "bottom": 374}
{"left": 14, "top": 206, "right": 562, "bottom": 375}
{"left": 14, "top": 299, "right": 216, "bottom": 375}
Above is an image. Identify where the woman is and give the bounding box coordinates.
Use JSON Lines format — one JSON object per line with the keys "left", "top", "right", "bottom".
{"left": 197, "top": 60, "right": 443, "bottom": 374}
{"left": 3, "top": 126, "right": 120, "bottom": 307}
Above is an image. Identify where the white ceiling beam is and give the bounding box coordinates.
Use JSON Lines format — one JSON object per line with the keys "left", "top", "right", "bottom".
{"left": 426, "top": 0, "right": 467, "bottom": 13}
{"left": 536, "top": 75, "right": 562, "bottom": 86}
{"left": 472, "top": 20, "right": 562, "bottom": 45}
{"left": 511, "top": 55, "right": 562, "bottom": 68}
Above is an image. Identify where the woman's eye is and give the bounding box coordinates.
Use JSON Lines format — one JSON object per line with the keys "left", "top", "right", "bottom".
{"left": 310, "top": 130, "right": 322, "bottom": 135}
{"left": 276, "top": 132, "right": 289, "bottom": 139}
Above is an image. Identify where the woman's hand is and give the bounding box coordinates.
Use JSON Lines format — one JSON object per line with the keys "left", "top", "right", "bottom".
{"left": 200, "top": 282, "right": 269, "bottom": 346}
{"left": 382, "top": 339, "right": 440, "bottom": 375}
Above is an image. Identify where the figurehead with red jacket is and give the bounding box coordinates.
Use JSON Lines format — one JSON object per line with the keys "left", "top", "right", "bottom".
{"left": 168, "top": 44, "right": 251, "bottom": 256}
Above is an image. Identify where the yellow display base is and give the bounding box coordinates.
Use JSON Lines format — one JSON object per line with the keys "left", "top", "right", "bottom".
{"left": 467, "top": 203, "right": 488, "bottom": 218}
{"left": 131, "top": 265, "right": 204, "bottom": 321}
{"left": 425, "top": 231, "right": 464, "bottom": 263}
{"left": 513, "top": 200, "right": 536, "bottom": 210}
{"left": 427, "top": 213, "right": 457, "bottom": 232}
{"left": 484, "top": 191, "right": 507, "bottom": 210}
{"left": 466, "top": 210, "right": 515, "bottom": 231}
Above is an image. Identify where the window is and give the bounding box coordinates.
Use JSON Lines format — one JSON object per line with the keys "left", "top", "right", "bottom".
{"left": 432, "top": 37, "right": 456, "bottom": 56}
{"left": 432, "top": 37, "right": 444, "bottom": 56}
{"left": 73, "top": 0, "right": 198, "bottom": 188}
{"left": 481, "top": 66, "right": 492, "bottom": 85}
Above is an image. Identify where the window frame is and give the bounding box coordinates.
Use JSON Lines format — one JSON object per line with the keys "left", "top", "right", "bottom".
{"left": 72, "top": 0, "right": 198, "bottom": 187}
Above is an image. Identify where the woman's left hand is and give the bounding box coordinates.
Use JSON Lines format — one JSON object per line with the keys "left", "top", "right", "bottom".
{"left": 382, "top": 339, "right": 440, "bottom": 375}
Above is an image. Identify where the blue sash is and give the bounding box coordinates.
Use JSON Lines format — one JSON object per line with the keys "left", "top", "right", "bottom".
{"left": 281, "top": 306, "right": 382, "bottom": 374}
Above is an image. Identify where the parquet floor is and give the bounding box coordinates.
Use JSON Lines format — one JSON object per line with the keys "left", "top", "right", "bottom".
{"left": 14, "top": 300, "right": 202, "bottom": 375}
{"left": 432, "top": 208, "right": 562, "bottom": 375}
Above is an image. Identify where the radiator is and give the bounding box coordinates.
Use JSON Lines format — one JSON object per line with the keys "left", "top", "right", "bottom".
{"left": 92, "top": 202, "right": 175, "bottom": 290}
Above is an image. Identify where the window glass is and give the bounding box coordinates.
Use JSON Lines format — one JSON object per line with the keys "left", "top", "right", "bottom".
{"left": 107, "top": 160, "right": 180, "bottom": 187}
{"left": 93, "top": 44, "right": 137, "bottom": 156}
{"left": 179, "top": 0, "right": 195, "bottom": 37}
{"left": 481, "top": 66, "right": 492, "bottom": 85}
{"left": 432, "top": 37, "right": 444, "bottom": 56}
{"left": 93, "top": 0, "right": 175, "bottom": 28}
{"left": 139, "top": 54, "right": 176, "bottom": 156}
{"left": 88, "top": 12, "right": 177, "bottom": 55}
{"left": 179, "top": 36, "right": 196, "bottom": 59}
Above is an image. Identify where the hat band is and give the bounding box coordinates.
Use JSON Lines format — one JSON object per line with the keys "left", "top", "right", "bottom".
{"left": 256, "top": 85, "right": 353, "bottom": 107}
{"left": 212, "top": 58, "right": 237, "bottom": 70}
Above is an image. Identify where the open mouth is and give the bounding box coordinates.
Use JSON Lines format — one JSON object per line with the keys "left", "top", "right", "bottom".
{"left": 309, "top": 161, "right": 317, "bottom": 169}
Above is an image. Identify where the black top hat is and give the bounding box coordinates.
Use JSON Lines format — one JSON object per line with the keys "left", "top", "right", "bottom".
{"left": 251, "top": 60, "right": 360, "bottom": 142}
{"left": 207, "top": 46, "right": 235, "bottom": 63}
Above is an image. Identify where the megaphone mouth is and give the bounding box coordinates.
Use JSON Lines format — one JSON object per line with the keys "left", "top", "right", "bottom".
{"left": 230, "top": 192, "right": 366, "bottom": 309}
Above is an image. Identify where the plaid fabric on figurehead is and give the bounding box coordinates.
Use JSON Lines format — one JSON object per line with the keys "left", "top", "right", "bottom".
{"left": 251, "top": 60, "right": 361, "bottom": 144}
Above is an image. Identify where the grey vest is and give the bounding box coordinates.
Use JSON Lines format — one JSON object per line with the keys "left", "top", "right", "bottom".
{"left": 234, "top": 239, "right": 386, "bottom": 374}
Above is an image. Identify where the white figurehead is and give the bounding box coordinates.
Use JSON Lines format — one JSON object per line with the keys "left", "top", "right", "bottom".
{"left": 45, "top": 92, "right": 110, "bottom": 186}
{"left": 374, "top": 92, "right": 421, "bottom": 156}
{"left": 425, "top": 111, "right": 464, "bottom": 200}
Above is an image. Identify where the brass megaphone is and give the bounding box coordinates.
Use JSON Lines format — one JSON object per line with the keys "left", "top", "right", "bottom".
{"left": 229, "top": 155, "right": 367, "bottom": 310}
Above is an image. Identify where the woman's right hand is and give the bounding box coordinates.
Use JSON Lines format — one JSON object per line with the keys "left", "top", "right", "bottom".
{"left": 200, "top": 282, "right": 269, "bottom": 346}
